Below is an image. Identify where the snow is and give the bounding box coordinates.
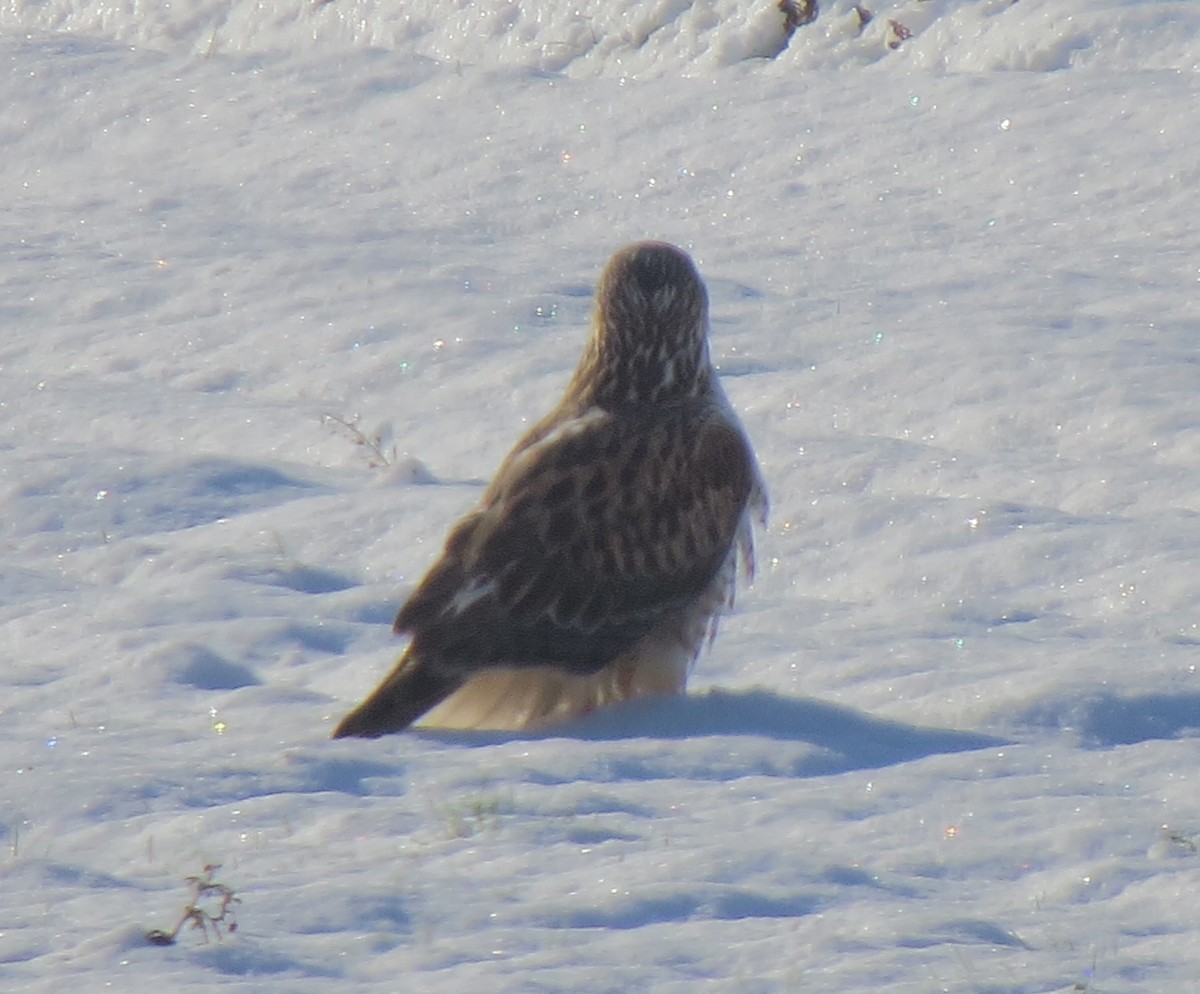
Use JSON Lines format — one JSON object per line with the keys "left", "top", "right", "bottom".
{"left": 2, "top": 0, "right": 1199, "bottom": 990}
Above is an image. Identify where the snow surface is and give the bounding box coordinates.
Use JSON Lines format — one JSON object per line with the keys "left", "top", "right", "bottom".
{"left": 3, "top": 0, "right": 1200, "bottom": 990}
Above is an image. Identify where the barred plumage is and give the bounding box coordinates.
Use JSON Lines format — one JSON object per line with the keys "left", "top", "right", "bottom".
{"left": 333, "top": 241, "right": 766, "bottom": 738}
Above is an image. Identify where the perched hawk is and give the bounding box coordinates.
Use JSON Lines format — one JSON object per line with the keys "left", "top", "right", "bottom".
{"left": 333, "top": 241, "right": 766, "bottom": 737}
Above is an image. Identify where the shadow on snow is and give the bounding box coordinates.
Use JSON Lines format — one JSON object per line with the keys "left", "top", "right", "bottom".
{"left": 1013, "top": 690, "right": 1200, "bottom": 747}
{"left": 416, "top": 689, "right": 1007, "bottom": 777}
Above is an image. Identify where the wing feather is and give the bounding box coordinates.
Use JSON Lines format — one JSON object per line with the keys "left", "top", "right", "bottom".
{"left": 393, "top": 406, "right": 755, "bottom": 677}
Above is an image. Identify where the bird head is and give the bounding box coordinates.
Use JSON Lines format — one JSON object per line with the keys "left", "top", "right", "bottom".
{"left": 575, "top": 241, "right": 713, "bottom": 408}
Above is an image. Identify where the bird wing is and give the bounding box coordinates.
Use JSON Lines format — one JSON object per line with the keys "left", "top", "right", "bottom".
{"left": 394, "top": 406, "right": 757, "bottom": 676}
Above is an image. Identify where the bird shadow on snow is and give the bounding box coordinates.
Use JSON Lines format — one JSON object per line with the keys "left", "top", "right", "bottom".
{"left": 415, "top": 689, "right": 1007, "bottom": 778}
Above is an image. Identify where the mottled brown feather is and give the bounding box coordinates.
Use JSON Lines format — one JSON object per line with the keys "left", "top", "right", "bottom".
{"left": 333, "top": 241, "right": 765, "bottom": 739}
{"left": 393, "top": 409, "right": 755, "bottom": 675}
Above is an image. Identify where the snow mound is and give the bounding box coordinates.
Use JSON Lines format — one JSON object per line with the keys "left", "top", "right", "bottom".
{"left": 3, "top": 0, "right": 1198, "bottom": 75}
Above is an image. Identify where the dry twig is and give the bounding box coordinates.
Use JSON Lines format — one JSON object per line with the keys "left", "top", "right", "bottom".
{"left": 146, "top": 864, "right": 240, "bottom": 946}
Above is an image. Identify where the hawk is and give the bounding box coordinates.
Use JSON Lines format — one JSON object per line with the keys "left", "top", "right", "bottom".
{"left": 333, "top": 241, "right": 766, "bottom": 737}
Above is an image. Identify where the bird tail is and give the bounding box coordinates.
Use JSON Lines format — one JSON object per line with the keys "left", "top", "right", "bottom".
{"left": 332, "top": 648, "right": 463, "bottom": 739}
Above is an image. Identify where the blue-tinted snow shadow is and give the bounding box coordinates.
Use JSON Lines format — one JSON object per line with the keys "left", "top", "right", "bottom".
{"left": 193, "top": 941, "right": 343, "bottom": 979}
{"left": 544, "top": 886, "right": 823, "bottom": 930}
{"left": 1013, "top": 691, "right": 1200, "bottom": 747}
{"left": 14, "top": 453, "right": 329, "bottom": 546}
{"left": 135, "top": 753, "right": 410, "bottom": 810}
{"left": 417, "top": 689, "right": 1006, "bottom": 776}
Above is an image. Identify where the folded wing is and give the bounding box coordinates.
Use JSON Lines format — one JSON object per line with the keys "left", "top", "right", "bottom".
{"left": 395, "top": 406, "right": 757, "bottom": 678}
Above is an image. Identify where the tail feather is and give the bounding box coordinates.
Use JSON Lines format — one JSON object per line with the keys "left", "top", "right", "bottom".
{"left": 332, "top": 652, "right": 462, "bottom": 739}
{"left": 334, "top": 611, "right": 700, "bottom": 736}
